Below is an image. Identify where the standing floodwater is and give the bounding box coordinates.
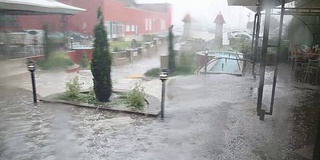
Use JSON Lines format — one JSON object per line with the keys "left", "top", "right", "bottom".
{"left": 1, "top": 63, "right": 319, "bottom": 159}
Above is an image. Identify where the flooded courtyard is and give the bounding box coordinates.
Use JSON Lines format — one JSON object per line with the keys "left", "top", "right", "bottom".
{"left": 0, "top": 64, "right": 319, "bottom": 160}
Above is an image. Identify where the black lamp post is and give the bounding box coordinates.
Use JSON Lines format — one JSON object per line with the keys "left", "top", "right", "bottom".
{"left": 204, "top": 48, "right": 209, "bottom": 75}
{"left": 28, "top": 60, "right": 37, "bottom": 104}
{"left": 160, "top": 68, "right": 169, "bottom": 119}
{"left": 70, "top": 37, "right": 74, "bottom": 49}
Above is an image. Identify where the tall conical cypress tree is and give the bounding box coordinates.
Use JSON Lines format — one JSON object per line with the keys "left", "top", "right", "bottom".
{"left": 168, "top": 25, "right": 175, "bottom": 73}
{"left": 91, "top": 7, "right": 112, "bottom": 102}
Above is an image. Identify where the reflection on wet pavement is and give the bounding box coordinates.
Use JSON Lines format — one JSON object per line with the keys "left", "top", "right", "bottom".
{"left": 0, "top": 87, "right": 166, "bottom": 160}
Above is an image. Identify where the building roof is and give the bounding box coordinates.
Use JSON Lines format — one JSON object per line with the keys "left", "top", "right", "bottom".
{"left": 0, "top": 0, "right": 85, "bottom": 15}
{"left": 227, "top": 0, "right": 295, "bottom": 6}
{"left": 214, "top": 12, "right": 225, "bottom": 24}
{"left": 117, "top": 0, "right": 169, "bottom": 13}
{"left": 227, "top": 0, "right": 295, "bottom": 11}
{"left": 135, "top": 3, "right": 169, "bottom": 13}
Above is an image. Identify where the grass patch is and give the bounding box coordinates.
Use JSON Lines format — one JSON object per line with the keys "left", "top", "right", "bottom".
{"left": 144, "top": 68, "right": 161, "bottom": 78}
{"left": 59, "top": 77, "right": 146, "bottom": 110}
{"left": 37, "top": 52, "right": 74, "bottom": 70}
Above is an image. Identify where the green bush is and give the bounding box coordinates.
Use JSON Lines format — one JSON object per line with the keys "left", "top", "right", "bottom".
{"left": 37, "top": 52, "right": 74, "bottom": 70}
{"left": 65, "top": 76, "right": 81, "bottom": 99}
{"left": 77, "top": 88, "right": 101, "bottom": 105}
{"left": 175, "top": 51, "right": 196, "bottom": 75}
{"left": 91, "top": 7, "right": 112, "bottom": 102}
{"left": 125, "top": 83, "right": 146, "bottom": 110}
{"left": 144, "top": 68, "right": 161, "bottom": 77}
{"left": 113, "top": 47, "right": 121, "bottom": 52}
{"left": 61, "top": 78, "right": 101, "bottom": 105}
{"left": 168, "top": 25, "right": 176, "bottom": 73}
{"left": 80, "top": 52, "right": 89, "bottom": 68}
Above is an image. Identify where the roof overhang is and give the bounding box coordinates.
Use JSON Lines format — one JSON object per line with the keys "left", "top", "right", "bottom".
{"left": 227, "top": 0, "right": 296, "bottom": 11}
{"left": 0, "top": 0, "right": 86, "bottom": 15}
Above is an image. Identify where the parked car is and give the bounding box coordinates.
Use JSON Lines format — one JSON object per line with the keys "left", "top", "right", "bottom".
{"left": 227, "top": 30, "right": 249, "bottom": 39}
{"left": 157, "top": 31, "right": 168, "bottom": 38}
{"left": 232, "top": 33, "right": 252, "bottom": 41}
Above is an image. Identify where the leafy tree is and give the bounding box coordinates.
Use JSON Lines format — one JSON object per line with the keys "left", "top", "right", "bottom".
{"left": 80, "top": 52, "right": 89, "bottom": 68}
{"left": 168, "top": 25, "right": 175, "bottom": 73}
{"left": 91, "top": 7, "right": 112, "bottom": 102}
{"left": 43, "top": 24, "right": 49, "bottom": 61}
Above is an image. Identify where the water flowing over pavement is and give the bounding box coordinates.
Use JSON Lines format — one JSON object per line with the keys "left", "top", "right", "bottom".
{"left": 0, "top": 55, "right": 319, "bottom": 160}
{"left": 0, "top": 48, "right": 164, "bottom": 99}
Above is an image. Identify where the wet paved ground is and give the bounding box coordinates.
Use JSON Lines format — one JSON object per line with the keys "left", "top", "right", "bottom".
{"left": 0, "top": 55, "right": 319, "bottom": 159}
{"left": 0, "top": 47, "right": 164, "bottom": 98}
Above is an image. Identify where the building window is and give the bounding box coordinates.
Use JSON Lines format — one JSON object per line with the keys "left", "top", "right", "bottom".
{"left": 148, "top": 19, "right": 152, "bottom": 31}
{"left": 105, "top": 21, "right": 125, "bottom": 38}
{"left": 126, "top": 25, "right": 130, "bottom": 32}
{"left": 159, "top": 20, "right": 166, "bottom": 30}
{"left": 145, "top": 19, "right": 148, "bottom": 31}
{"left": 131, "top": 25, "right": 135, "bottom": 32}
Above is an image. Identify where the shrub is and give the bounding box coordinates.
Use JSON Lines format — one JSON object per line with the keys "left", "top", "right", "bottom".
{"left": 175, "top": 51, "right": 196, "bottom": 75}
{"left": 80, "top": 52, "right": 89, "bottom": 68}
{"left": 91, "top": 7, "right": 112, "bottom": 102}
{"left": 125, "top": 83, "right": 146, "bottom": 110}
{"left": 113, "top": 47, "right": 120, "bottom": 52}
{"left": 168, "top": 25, "right": 176, "bottom": 73}
{"left": 144, "top": 68, "right": 161, "bottom": 77}
{"left": 61, "top": 79, "right": 101, "bottom": 105}
{"left": 77, "top": 88, "right": 101, "bottom": 105}
{"left": 36, "top": 52, "right": 74, "bottom": 70}
{"left": 65, "top": 76, "right": 81, "bottom": 99}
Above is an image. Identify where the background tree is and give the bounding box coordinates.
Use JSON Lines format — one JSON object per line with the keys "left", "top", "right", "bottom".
{"left": 43, "top": 24, "right": 49, "bottom": 61}
{"left": 91, "top": 7, "right": 112, "bottom": 102}
{"left": 168, "top": 25, "right": 175, "bottom": 73}
{"left": 80, "top": 52, "right": 89, "bottom": 68}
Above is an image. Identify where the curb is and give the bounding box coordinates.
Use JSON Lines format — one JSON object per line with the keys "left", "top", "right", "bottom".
{"left": 40, "top": 92, "right": 161, "bottom": 117}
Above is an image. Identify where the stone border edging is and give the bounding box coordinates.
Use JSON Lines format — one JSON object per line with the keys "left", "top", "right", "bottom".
{"left": 39, "top": 92, "right": 161, "bottom": 117}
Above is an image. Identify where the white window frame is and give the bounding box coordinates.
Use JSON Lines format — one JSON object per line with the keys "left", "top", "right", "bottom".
{"left": 145, "top": 19, "right": 148, "bottom": 31}
{"left": 126, "top": 25, "right": 130, "bottom": 32}
{"left": 148, "top": 19, "right": 152, "bottom": 31}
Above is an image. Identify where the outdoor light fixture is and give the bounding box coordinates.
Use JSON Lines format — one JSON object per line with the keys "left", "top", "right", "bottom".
{"left": 204, "top": 48, "right": 209, "bottom": 75}
{"left": 70, "top": 37, "right": 74, "bottom": 49}
{"left": 159, "top": 68, "right": 169, "bottom": 119}
{"left": 27, "top": 60, "right": 37, "bottom": 104}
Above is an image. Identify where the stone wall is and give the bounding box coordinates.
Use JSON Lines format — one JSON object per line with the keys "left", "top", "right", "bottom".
{"left": 67, "top": 39, "right": 164, "bottom": 66}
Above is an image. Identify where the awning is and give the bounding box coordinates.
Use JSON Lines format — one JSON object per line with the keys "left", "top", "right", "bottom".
{"left": 0, "top": 0, "right": 85, "bottom": 15}
{"left": 227, "top": 0, "right": 295, "bottom": 11}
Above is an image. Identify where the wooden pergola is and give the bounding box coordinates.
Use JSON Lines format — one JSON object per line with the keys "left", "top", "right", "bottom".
{"left": 0, "top": 0, "right": 85, "bottom": 60}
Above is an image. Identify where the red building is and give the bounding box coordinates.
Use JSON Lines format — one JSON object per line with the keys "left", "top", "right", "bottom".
{"left": 16, "top": 0, "right": 172, "bottom": 40}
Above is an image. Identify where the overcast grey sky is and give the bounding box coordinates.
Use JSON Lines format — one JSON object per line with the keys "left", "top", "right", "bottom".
{"left": 136, "top": 0, "right": 254, "bottom": 29}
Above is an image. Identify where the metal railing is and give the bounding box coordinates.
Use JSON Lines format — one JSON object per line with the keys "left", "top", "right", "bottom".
{"left": 197, "top": 55, "right": 253, "bottom": 75}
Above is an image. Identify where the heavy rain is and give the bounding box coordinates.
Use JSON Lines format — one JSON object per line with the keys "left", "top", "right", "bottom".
{"left": 0, "top": 0, "right": 320, "bottom": 159}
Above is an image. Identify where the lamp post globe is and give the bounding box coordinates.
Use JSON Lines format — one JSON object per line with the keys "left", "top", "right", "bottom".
{"left": 70, "top": 37, "right": 74, "bottom": 49}
{"left": 159, "top": 68, "right": 169, "bottom": 119}
{"left": 27, "top": 60, "right": 37, "bottom": 104}
{"left": 204, "top": 48, "right": 209, "bottom": 75}
{"left": 160, "top": 68, "right": 169, "bottom": 81}
{"left": 28, "top": 61, "right": 36, "bottom": 72}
